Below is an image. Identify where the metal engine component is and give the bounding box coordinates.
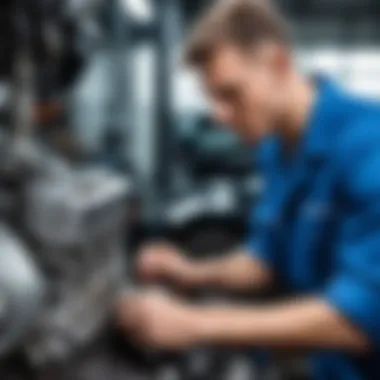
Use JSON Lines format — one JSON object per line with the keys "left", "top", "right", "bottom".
{"left": 0, "top": 225, "right": 45, "bottom": 357}
{"left": 22, "top": 167, "right": 131, "bottom": 366}
{"left": 0, "top": 0, "right": 131, "bottom": 372}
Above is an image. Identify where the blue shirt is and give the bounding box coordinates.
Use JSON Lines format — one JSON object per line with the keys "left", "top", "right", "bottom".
{"left": 247, "top": 77, "right": 380, "bottom": 380}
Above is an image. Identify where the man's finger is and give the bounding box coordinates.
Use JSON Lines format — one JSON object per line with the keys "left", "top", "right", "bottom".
{"left": 116, "top": 294, "right": 144, "bottom": 330}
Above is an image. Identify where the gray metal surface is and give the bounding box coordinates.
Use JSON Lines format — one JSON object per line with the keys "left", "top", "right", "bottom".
{"left": 23, "top": 167, "right": 131, "bottom": 366}
{"left": 0, "top": 225, "right": 45, "bottom": 356}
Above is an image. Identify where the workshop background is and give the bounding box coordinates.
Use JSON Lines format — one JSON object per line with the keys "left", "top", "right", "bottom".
{"left": 72, "top": 0, "right": 380, "bottom": 250}
{"left": 0, "top": 0, "right": 379, "bottom": 380}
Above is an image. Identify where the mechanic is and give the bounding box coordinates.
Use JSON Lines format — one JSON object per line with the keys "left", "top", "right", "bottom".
{"left": 117, "top": 1, "right": 380, "bottom": 379}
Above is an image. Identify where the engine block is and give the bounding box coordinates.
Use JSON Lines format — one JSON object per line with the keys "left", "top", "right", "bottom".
{"left": 23, "top": 168, "right": 131, "bottom": 366}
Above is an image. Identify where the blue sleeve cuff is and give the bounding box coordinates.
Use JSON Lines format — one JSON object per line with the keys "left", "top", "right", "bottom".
{"left": 324, "top": 274, "right": 380, "bottom": 347}
{"left": 245, "top": 236, "right": 276, "bottom": 271}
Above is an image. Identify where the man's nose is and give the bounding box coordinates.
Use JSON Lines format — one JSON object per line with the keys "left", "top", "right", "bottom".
{"left": 212, "top": 104, "right": 233, "bottom": 125}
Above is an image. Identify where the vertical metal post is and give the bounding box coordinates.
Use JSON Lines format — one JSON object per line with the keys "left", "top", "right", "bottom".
{"left": 12, "top": 1, "right": 36, "bottom": 143}
{"left": 152, "top": 0, "right": 179, "bottom": 208}
{"left": 108, "top": 0, "right": 132, "bottom": 150}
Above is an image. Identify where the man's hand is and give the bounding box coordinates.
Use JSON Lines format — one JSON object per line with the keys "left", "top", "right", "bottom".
{"left": 116, "top": 290, "right": 202, "bottom": 350}
{"left": 137, "top": 243, "right": 273, "bottom": 293}
{"left": 137, "top": 243, "right": 193, "bottom": 288}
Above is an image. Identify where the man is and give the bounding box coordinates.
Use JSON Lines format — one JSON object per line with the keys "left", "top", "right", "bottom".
{"left": 117, "top": 0, "right": 380, "bottom": 379}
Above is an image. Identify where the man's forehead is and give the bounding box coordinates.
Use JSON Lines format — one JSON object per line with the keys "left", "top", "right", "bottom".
{"left": 202, "top": 45, "right": 249, "bottom": 84}
{"left": 208, "top": 45, "right": 248, "bottom": 71}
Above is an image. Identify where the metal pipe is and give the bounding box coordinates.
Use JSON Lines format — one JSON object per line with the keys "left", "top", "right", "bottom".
{"left": 152, "top": 0, "right": 180, "bottom": 200}
{"left": 108, "top": 0, "right": 132, "bottom": 134}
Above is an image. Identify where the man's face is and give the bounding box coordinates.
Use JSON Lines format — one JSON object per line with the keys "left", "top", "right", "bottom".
{"left": 202, "top": 43, "right": 289, "bottom": 143}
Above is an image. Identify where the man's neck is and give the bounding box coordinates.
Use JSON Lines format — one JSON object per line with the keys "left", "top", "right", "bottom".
{"left": 278, "top": 74, "right": 316, "bottom": 151}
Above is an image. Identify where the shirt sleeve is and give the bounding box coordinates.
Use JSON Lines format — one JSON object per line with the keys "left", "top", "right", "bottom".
{"left": 323, "top": 134, "right": 380, "bottom": 347}
{"left": 245, "top": 140, "right": 280, "bottom": 271}
{"left": 244, "top": 167, "right": 281, "bottom": 272}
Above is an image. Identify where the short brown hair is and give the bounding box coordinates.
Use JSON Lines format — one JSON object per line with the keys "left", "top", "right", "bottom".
{"left": 185, "top": 0, "right": 291, "bottom": 67}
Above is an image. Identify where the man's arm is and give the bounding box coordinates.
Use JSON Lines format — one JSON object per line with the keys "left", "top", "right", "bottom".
{"left": 194, "top": 298, "right": 370, "bottom": 352}
{"left": 184, "top": 250, "right": 274, "bottom": 292}
{"left": 117, "top": 292, "right": 370, "bottom": 353}
{"left": 138, "top": 244, "right": 274, "bottom": 293}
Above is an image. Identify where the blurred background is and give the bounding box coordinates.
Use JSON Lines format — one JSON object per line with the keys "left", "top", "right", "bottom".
{"left": 71, "top": 0, "right": 380, "bottom": 251}
{"left": 0, "top": 0, "right": 379, "bottom": 379}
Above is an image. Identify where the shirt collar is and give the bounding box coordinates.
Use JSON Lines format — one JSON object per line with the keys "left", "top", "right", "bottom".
{"left": 302, "top": 75, "right": 347, "bottom": 161}
{"left": 256, "top": 76, "right": 348, "bottom": 168}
